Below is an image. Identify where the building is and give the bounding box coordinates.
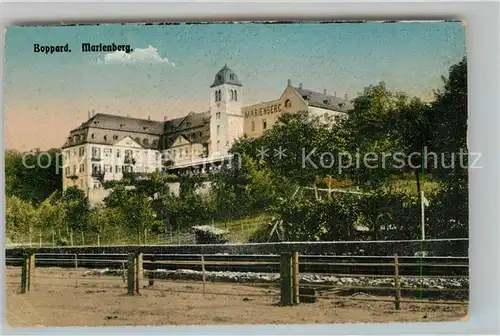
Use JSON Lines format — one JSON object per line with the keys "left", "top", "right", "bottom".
{"left": 242, "top": 79, "right": 349, "bottom": 139}
{"left": 61, "top": 65, "right": 350, "bottom": 198}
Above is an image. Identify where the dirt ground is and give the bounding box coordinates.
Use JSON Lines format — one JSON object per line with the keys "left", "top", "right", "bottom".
{"left": 5, "top": 267, "right": 468, "bottom": 327}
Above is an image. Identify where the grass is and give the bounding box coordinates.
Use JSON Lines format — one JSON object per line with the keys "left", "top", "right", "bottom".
{"left": 212, "top": 213, "right": 274, "bottom": 243}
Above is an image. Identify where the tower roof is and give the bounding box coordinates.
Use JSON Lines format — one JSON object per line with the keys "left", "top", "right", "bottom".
{"left": 210, "top": 64, "right": 243, "bottom": 88}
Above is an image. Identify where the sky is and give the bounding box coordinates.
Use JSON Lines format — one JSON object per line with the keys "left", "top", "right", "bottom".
{"left": 3, "top": 21, "right": 466, "bottom": 151}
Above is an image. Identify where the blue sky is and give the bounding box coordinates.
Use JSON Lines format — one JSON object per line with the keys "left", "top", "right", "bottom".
{"left": 4, "top": 22, "right": 466, "bottom": 151}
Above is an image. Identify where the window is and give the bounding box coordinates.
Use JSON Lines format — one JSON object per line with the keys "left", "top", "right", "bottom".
{"left": 116, "top": 165, "right": 122, "bottom": 174}
{"left": 155, "top": 153, "right": 159, "bottom": 161}
{"left": 285, "top": 99, "right": 292, "bottom": 108}
{"left": 65, "top": 167, "right": 70, "bottom": 176}
{"left": 179, "top": 150, "right": 182, "bottom": 158}
{"left": 173, "top": 149, "right": 176, "bottom": 158}
{"left": 79, "top": 163, "right": 85, "bottom": 173}
{"left": 251, "top": 120, "right": 255, "bottom": 132}
{"left": 92, "top": 164, "right": 100, "bottom": 174}
{"left": 116, "top": 149, "right": 121, "bottom": 158}
{"left": 92, "top": 147, "right": 101, "bottom": 159}
{"left": 104, "top": 165, "right": 112, "bottom": 173}
{"left": 217, "top": 141, "right": 220, "bottom": 150}
{"left": 230, "top": 90, "right": 234, "bottom": 101}
{"left": 230, "top": 74, "right": 235, "bottom": 80}
{"left": 103, "top": 148, "right": 112, "bottom": 158}
{"left": 91, "top": 133, "right": 95, "bottom": 139}
{"left": 73, "top": 165, "right": 77, "bottom": 175}
{"left": 217, "top": 125, "right": 220, "bottom": 135}
{"left": 104, "top": 135, "right": 107, "bottom": 141}
{"left": 113, "top": 135, "right": 119, "bottom": 140}
{"left": 72, "top": 150, "right": 76, "bottom": 157}
{"left": 234, "top": 90, "right": 238, "bottom": 101}
{"left": 185, "top": 148, "right": 189, "bottom": 156}
{"left": 263, "top": 119, "right": 267, "bottom": 130}
{"left": 135, "top": 137, "right": 140, "bottom": 144}
{"left": 79, "top": 147, "right": 85, "bottom": 156}
{"left": 216, "top": 112, "right": 221, "bottom": 120}
{"left": 143, "top": 139, "right": 149, "bottom": 146}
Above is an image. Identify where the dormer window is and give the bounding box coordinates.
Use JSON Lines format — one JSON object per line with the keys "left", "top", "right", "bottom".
{"left": 302, "top": 95, "right": 309, "bottom": 100}
{"left": 284, "top": 99, "right": 292, "bottom": 108}
{"left": 113, "top": 135, "right": 118, "bottom": 140}
{"left": 143, "top": 126, "right": 148, "bottom": 131}
{"left": 120, "top": 123, "right": 125, "bottom": 128}
{"left": 323, "top": 99, "right": 330, "bottom": 105}
{"left": 217, "top": 75, "right": 222, "bottom": 81}
{"left": 230, "top": 74, "right": 235, "bottom": 80}
{"left": 143, "top": 139, "right": 149, "bottom": 146}
{"left": 104, "top": 135, "right": 108, "bottom": 141}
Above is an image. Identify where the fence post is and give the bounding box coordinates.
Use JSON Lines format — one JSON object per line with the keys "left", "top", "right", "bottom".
{"left": 28, "top": 253, "right": 35, "bottom": 291}
{"left": 135, "top": 252, "right": 143, "bottom": 294}
{"left": 292, "top": 252, "right": 300, "bottom": 304}
{"left": 280, "top": 252, "right": 293, "bottom": 306}
{"left": 127, "top": 253, "right": 136, "bottom": 296}
{"left": 394, "top": 254, "right": 401, "bottom": 310}
{"left": 70, "top": 230, "right": 74, "bottom": 247}
{"left": 74, "top": 254, "right": 78, "bottom": 269}
{"left": 20, "top": 253, "right": 30, "bottom": 293}
{"left": 97, "top": 234, "right": 100, "bottom": 247}
{"left": 148, "top": 254, "right": 156, "bottom": 287}
{"left": 81, "top": 232, "right": 85, "bottom": 246}
{"left": 201, "top": 255, "right": 206, "bottom": 295}
{"left": 121, "top": 262, "right": 126, "bottom": 283}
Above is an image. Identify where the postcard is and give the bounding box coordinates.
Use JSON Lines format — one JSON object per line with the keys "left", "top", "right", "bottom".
{"left": 4, "top": 21, "right": 468, "bottom": 327}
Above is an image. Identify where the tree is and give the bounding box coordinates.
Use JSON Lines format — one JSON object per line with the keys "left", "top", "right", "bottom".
{"left": 61, "top": 187, "right": 90, "bottom": 234}
{"left": 5, "top": 196, "right": 36, "bottom": 242}
{"left": 5, "top": 148, "right": 62, "bottom": 204}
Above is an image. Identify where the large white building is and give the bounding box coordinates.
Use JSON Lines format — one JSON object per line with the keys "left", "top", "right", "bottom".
{"left": 61, "top": 65, "right": 350, "bottom": 198}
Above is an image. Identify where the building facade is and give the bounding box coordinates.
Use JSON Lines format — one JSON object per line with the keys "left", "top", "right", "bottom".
{"left": 61, "top": 65, "right": 350, "bottom": 196}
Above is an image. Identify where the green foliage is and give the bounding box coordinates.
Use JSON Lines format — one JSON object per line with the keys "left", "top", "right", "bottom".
{"left": 5, "top": 196, "right": 35, "bottom": 241}
{"left": 5, "top": 148, "right": 62, "bottom": 204}
{"left": 61, "top": 187, "right": 90, "bottom": 232}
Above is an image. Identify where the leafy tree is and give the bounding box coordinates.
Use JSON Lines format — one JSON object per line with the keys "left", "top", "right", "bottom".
{"left": 61, "top": 187, "right": 90, "bottom": 233}
{"left": 5, "top": 148, "right": 62, "bottom": 204}
{"left": 5, "top": 195, "right": 35, "bottom": 241}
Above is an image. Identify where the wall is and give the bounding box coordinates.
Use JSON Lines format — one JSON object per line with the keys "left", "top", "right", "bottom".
{"left": 242, "top": 86, "right": 308, "bottom": 139}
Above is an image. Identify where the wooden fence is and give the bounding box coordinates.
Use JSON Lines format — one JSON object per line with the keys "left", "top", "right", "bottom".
{"left": 7, "top": 250, "right": 468, "bottom": 310}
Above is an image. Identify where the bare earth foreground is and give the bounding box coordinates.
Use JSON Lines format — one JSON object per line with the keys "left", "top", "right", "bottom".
{"left": 5, "top": 267, "right": 467, "bottom": 327}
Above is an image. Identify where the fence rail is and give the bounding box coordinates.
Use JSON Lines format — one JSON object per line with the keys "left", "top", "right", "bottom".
{"left": 5, "top": 248, "right": 469, "bottom": 310}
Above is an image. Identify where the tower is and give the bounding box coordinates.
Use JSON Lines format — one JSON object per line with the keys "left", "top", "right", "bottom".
{"left": 209, "top": 64, "right": 243, "bottom": 157}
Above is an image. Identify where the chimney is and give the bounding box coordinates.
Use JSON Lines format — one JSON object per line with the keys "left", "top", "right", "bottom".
{"left": 88, "top": 110, "right": 91, "bottom": 119}
{"left": 287, "top": 79, "right": 292, "bottom": 87}
{"left": 334, "top": 91, "right": 337, "bottom": 97}
{"left": 344, "top": 93, "right": 349, "bottom": 102}
{"left": 148, "top": 116, "right": 151, "bottom": 121}
{"left": 299, "top": 83, "right": 303, "bottom": 89}
{"left": 164, "top": 116, "right": 168, "bottom": 121}
{"left": 323, "top": 89, "right": 327, "bottom": 95}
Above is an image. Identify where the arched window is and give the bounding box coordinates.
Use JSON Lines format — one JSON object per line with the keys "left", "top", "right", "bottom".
{"left": 214, "top": 91, "right": 218, "bottom": 102}
{"left": 230, "top": 90, "right": 234, "bottom": 101}
{"left": 234, "top": 90, "right": 238, "bottom": 101}
{"left": 143, "top": 139, "right": 149, "bottom": 146}
{"left": 285, "top": 99, "right": 292, "bottom": 108}
{"left": 216, "top": 141, "right": 220, "bottom": 150}
{"left": 230, "top": 74, "right": 235, "bottom": 80}
{"left": 103, "top": 135, "right": 107, "bottom": 141}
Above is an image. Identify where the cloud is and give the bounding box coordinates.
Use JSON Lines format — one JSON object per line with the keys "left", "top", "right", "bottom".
{"left": 97, "top": 45, "right": 175, "bottom": 66}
